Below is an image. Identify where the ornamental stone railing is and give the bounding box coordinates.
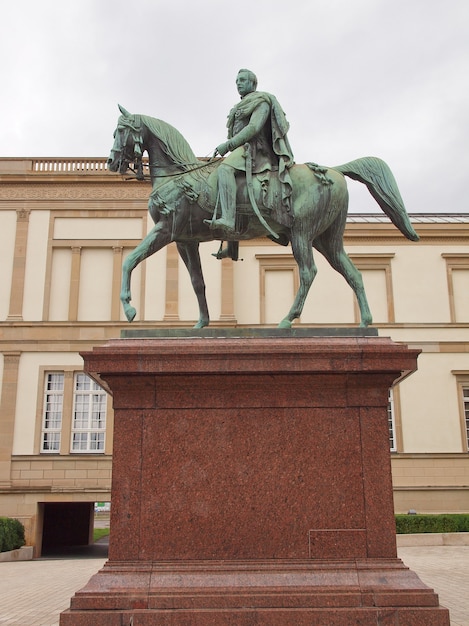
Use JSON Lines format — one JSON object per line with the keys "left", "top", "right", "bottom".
{"left": 0, "top": 157, "right": 153, "bottom": 176}
{"left": 32, "top": 157, "right": 110, "bottom": 173}
{"left": 0, "top": 157, "right": 112, "bottom": 174}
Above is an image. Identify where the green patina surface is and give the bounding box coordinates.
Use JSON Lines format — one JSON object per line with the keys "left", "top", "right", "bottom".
{"left": 121, "top": 327, "right": 378, "bottom": 339}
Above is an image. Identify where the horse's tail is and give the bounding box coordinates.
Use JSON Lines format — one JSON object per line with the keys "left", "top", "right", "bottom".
{"left": 334, "top": 157, "right": 419, "bottom": 241}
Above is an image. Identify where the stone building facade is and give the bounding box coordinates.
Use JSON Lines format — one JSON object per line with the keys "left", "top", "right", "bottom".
{"left": 0, "top": 157, "right": 468, "bottom": 554}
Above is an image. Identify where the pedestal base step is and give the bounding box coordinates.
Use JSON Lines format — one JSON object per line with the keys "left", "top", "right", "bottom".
{"left": 60, "top": 559, "right": 450, "bottom": 625}
{"left": 61, "top": 606, "right": 450, "bottom": 626}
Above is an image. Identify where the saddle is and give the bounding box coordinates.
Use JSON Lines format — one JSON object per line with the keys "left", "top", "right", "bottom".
{"left": 198, "top": 165, "right": 294, "bottom": 231}
{"left": 197, "top": 159, "right": 333, "bottom": 233}
{"left": 173, "top": 160, "right": 334, "bottom": 241}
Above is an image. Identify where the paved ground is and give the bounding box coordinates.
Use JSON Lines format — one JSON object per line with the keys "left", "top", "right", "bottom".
{"left": 398, "top": 545, "right": 469, "bottom": 626}
{"left": 0, "top": 544, "right": 467, "bottom": 625}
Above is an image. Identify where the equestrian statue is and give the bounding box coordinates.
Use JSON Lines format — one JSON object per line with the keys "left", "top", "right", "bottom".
{"left": 107, "top": 69, "right": 418, "bottom": 329}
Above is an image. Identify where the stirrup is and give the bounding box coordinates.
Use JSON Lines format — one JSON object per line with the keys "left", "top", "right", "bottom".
{"left": 205, "top": 218, "right": 236, "bottom": 233}
{"left": 212, "top": 242, "right": 230, "bottom": 260}
{"left": 211, "top": 241, "right": 241, "bottom": 262}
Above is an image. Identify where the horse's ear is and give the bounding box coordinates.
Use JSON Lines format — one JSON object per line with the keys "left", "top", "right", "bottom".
{"left": 118, "top": 104, "right": 132, "bottom": 117}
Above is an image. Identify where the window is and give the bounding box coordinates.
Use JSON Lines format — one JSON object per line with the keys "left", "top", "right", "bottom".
{"left": 442, "top": 254, "right": 469, "bottom": 322}
{"left": 255, "top": 254, "right": 299, "bottom": 324}
{"left": 451, "top": 372, "right": 469, "bottom": 452}
{"left": 388, "top": 389, "right": 396, "bottom": 452}
{"left": 254, "top": 252, "right": 395, "bottom": 325}
{"left": 41, "top": 373, "right": 64, "bottom": 452}
{"left": 71, "top": 373, "right": 107, "bottom": 452}
{"left": 350, "top": 254, "right": 395, "bottom": 324}
{"left": 462, "top": 388, "right": 469, "bottom": 450}
{"left": 41, "top": 371, "right": 107, "bottom": 454}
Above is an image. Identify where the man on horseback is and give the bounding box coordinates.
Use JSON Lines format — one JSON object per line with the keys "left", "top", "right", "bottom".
{"left": 109, "top": 97, "right": 418, "bottom": 329}
{"left": 208, "top": 69, "right": 295, "bottom": 235}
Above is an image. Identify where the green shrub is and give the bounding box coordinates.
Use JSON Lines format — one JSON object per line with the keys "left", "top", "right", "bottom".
{"left": 0, "top": 517, "right": 25, "bottom": 552}
{"left": 452, "top": 514, "right": 469, "bottom": 532}
{"left": 395, "top": 514, "right": 469, "bottom": 534}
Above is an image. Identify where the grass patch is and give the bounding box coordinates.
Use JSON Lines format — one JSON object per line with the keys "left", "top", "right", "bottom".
{"left": 93, "top": 527, "right": 110, "bottom": 542}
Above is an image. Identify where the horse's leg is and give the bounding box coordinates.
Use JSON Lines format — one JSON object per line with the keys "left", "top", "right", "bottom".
{"left": 176, "top": 241, "right": 210, "bottom": 329}
{"left": 278, "top": 230, "right": 317, "bottom": 329}
{"left": 315, "top": 230, "right": 373, "bottom": 327}
{"left": 121, "top": 221, "right": 171, "bottom": 322}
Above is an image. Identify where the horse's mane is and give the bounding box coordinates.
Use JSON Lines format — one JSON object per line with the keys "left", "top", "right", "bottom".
{"left": 140, "top": 115, "right": 200, "bottom": 167}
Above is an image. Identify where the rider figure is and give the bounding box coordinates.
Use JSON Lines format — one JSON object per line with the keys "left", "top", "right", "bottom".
{"left": 209, "top": 69, "right": 294, "bottom": 235}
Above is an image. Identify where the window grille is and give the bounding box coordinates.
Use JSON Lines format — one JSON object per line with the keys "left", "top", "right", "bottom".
{"left": 71, "top": 373, "right": 107, "bottom": 453}
{"left": 41, "top": 373, "right": 64, "bottom": 452}
{"left": 41, "top": 371, "right": 107, "bottom": 454}
{"left": 388, "top": 389, "right": 396, "bottom": 452}
{"left": 462, "top": 388, "right": 469, "bottom": 449}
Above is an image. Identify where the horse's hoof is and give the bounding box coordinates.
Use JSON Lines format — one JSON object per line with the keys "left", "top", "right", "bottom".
{"left": 124, "top": 306, "right": 137, "bottom": 322}
{"left": 277, "top": 319, "right": 292, "bottom": 329}
{"left": 193, "top": 320, "right": 209, "bottom": 329}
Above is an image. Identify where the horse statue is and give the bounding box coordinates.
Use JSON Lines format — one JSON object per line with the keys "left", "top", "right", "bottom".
{"left": 107, "top": 105, "right": 418, "bottom": 328}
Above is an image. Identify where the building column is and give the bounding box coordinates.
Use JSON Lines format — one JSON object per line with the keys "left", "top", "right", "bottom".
{"left": 112, "top": 247, "right": 124, "bottom": 320}
{"left": 164, "top": 243, "right": 179, "bottom": 321}
{"left": 0, "top": 352, "right": 21, "bottom": 488}
{"left": 8, "top": 209, "right": 31, "bottom": 320}
{"left": 68, "top": 246, "right": 82, "bottom": 321}
{"left": 219, "top": 256, "right": 236, "bottom": 323}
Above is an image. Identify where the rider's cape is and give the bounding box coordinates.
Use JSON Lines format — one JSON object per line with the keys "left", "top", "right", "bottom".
{"left": 226, "top": 91, "right": 294, "bottom": 213}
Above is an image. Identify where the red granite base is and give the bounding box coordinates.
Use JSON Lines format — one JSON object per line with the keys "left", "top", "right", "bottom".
{"left": 61, "top": 559, "right": 451, "bottom": 625}
{"left": 60, "top": 335, "right": 450, "bottom": 625}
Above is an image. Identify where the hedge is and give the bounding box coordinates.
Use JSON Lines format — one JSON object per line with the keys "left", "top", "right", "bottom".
{"left": 395, "top": 514, "right": 469, "bottom": 534}
{"left": 4, "top": 514, "right": 469, "bottom": 548}
{"left": 0, "top": 517, "right": 25, "bottom": 552}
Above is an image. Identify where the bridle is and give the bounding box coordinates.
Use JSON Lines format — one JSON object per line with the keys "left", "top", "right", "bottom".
{"left": 111, "top": 115, "right": 145, "bottom": 178}
{"left": 113, "top": 114, "right": 220, "bottom": 182}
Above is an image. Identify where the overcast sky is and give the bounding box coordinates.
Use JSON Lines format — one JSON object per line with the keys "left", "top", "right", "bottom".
{"left": 1, "top": 0, "right": 468, "bottom": 213}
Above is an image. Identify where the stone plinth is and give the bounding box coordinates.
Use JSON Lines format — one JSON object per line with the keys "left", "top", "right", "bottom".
{"left": 60, "top": 334, "right": 450, "bottom": 625}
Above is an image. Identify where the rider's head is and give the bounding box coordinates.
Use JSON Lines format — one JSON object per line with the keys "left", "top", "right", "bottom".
{"left": 236, "top": 69, "right": 257, "bottom": 97}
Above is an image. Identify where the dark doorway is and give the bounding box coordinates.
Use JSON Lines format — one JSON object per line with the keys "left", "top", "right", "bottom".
{"left": 40, "top": 501, "right": 94, "bottom": 556}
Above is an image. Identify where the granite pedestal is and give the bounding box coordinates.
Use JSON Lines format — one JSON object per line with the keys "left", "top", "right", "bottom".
{"left": 60, "top": 333, "right": 450, "bottom": 625}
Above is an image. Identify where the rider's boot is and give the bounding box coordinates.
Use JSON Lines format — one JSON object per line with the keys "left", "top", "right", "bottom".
{"left": 212, "top": 246, "right": 230, "bottom": 259}
{"left": 211, "top": 241, "right": 240, "bottom": 261}
{"left": 209, "top": 164, "right": 236, "bottom": 233}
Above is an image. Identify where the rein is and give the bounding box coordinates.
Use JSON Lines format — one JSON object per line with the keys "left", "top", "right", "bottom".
{"left": 125, "top": 158, "right": 220, "bottom": 182}
{"left": 118, "top": 114, "right": 220, "bottom": 182}
{"left": 126, "top": 157, "right": 221, "bottom": 181}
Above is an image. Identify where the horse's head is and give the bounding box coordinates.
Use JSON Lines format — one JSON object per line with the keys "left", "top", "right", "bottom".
{"left": 107, "top": 105, "right": 144, "bottom": 174}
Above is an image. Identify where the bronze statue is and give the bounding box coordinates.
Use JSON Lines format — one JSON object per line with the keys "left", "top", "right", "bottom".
{"left": 208, "top": 69, "right": 294, "bottom": 235}
{"left": 107, "top": 75, "right": 418, "bottom": 328}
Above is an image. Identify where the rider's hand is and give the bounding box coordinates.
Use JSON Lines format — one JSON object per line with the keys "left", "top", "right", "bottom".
{"left": 216, "top": 142, "right": 230, "bottom": 156}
